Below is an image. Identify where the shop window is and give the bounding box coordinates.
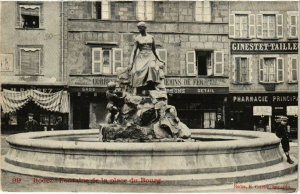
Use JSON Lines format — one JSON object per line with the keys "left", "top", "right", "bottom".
{"left": 92, "top": 47, "right": 123, "bottom": 75}
{"left": 257, "top": 14, "right": 283, "bottom": 39}
{"left": 259, "top": 57, "right": 284, "bottom": 83}
{"left": 186, "top": 50, "right": 224, "bottom": 76}
{"left": 234, "top": 56, "right": 251, "bottom": 83}
{"left": 136, "top": 1, "right": 153, "bottom": 21}
{"left": 93, "top": 1, "right": 109, "bottom": 20}
{"left": 19, "top": 47, "right": 41, "bottom": 75}
{"left": 195, "top": 1, "right": 211, "bottom": 22}
{"left": 289, "top": 56, "right": 298, "bottom": 82}
{"left": 18, "top": 4, "right": 41, "bottom": 28}
{"left": 203, "top": 112, "right": 216, "bottom": 128}
{"left": 288, "top": 12, "right": 297, "bottom": 38}
{"left": 229, "top": 13, "right": 255, "bottom": 38}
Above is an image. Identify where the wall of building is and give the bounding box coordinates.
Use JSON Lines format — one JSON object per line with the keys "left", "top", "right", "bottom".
{"left": 229, "top": 1, "right": 298, "bottom": 93}
{"left": 64, "top": 1, "right": 230, "bottom": 77}
{"left": 0, "top": 2, "right": 62, "bottom": 83}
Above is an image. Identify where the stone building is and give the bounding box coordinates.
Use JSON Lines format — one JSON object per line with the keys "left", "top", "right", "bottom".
{"left": 227, "top": 1, "right": 298, "bottom": 134}
{"left": 64, "top": 1, "right": 230, "bottom": 129}
{"left": 0, "top": 2, "right": 68, "bottom": 133}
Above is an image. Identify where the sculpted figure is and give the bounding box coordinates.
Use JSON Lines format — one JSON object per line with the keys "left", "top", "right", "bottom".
{"left": 105, "top": 81, "right": 125, "bottom": 124}
{"left": 129, "top": 22, "right": 166, "bottom": 95}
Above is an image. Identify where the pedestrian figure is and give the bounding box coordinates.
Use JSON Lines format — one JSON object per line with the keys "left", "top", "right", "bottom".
{"left": 54, "top": 116, "right": 67, "bottom": 130}
{"left": 25, "top": 113, "right": 40, "bottom": 132}
{"left": 215, "top": 113, "right": 225, "bottom": 129}
{"left": 275, "top": 116, "right": 294, "bottom": 164}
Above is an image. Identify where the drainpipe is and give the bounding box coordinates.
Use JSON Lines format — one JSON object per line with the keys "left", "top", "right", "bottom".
{"left": 61, "top": 1, "right": 64, "bottom": 82}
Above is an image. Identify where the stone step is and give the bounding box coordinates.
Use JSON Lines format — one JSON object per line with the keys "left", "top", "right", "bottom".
{"left": 2, "top": 157, "right": 297, "bottom": 187}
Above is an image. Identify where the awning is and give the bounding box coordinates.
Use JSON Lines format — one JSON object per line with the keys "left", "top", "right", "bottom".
{"left": 253, "top": 106, "right": 272, "bottom": 116}
{"left": 0, "top": 89, "right": 69, "bottom": 113}
{"left": 287, "top": 106, "right": 298, "bottom": 116}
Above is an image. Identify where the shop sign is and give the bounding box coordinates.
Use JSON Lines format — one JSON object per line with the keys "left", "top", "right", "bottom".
{"left": 69, "top": 76, "right": 229, "bottom": 87}
{"left": 287, "top": 106, "right": 298, "bottom": 116}
{"left": 5, "top": 86, "right": 63, "bottom": 93}
{"left": 253, "top": 106, "right": 272, "bottom": 116}
{"left": 230, "top": 94, "right": 298, "bottom": 104}
{"left": 166, "top": 87, "right": 229, "bottom": 94}
{"left": 231, "top": 42, "right": 298, "bottom": 54}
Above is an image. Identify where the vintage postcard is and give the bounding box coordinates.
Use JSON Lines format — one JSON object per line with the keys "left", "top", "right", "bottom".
{"left": 0, "top": 0, "right": 298, "bottom": 192}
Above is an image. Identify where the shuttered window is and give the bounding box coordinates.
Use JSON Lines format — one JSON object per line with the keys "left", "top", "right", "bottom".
{"left": 157, "top": 49, "right": 168, "bottom": 74}
{"left": 276, "top": 14, "right": 283, "bottom": 38}
{"left": 19, "top": 48, "right": 41, "bottom": 75}
{"left": 263, "top": 15, "right": 276, "bottom": 38}
{"left": 276, "top": 57, "right": 284, "bottom": 82}
{"left": 235, "top": 14, "right": 248, "bottom": 38}
{"left": 289, "top": 56, "right": 298, "bottom": 81}
{"left": 195, "top": 1, "right": 211, "bottom": 22}
{"left": 259, "top": 57, "right": 284, "bottom": 83}
{"left": 112, "top": 48, "right": 123, "bottom": 75}
{"left": 214, "top": 51, "right": 224, "bottom": 76}
{"left": 136, "top": 1, "right": 153, "bottom": 21}
{"left": 235, "top": 56, "right": 250, "bottom": 83}
{"left": 288, "top": 13, "right": 297, "bottom": 38}
{"left": 186, "top": 51, "right": 196, "bottom": 76}
{"left": 101, "top": 0, "right": 110, "bottom": 20}
{"left": 92, "top": 47, "right": 123, "bottom": 75}
{"left": 229, "top": 13, "right": 255, "bottom": 38}
{"left": 92, "top": 48, "right": 102, "bottom": 74}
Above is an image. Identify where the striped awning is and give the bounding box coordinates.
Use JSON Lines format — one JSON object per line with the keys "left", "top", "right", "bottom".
{"left": 0, "top": 89, "right": 69, "bottom": 113}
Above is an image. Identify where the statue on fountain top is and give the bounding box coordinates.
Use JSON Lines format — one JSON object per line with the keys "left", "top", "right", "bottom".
{"left": 128, "top": 21, "right": 166, "bottom": 95}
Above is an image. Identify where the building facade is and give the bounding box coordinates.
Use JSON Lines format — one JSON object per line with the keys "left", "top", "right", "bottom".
{"left": 227, "top": 1, "right": 298, "bottom": 134}
{"left": 0, "top": 2, "right": 68, "bottom": 133}
{"left": 64, "top": 1, "right": 230, "bottom": 129}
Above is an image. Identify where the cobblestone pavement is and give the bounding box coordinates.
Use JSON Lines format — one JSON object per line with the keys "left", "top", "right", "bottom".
{"left": 1, "top": 134, "right": 298, "bottom": 192}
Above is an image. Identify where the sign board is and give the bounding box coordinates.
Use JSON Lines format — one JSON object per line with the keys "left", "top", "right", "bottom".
{"left": 231, "top": 42, "right": 298, "bottom": 54}
{"left": 166, "top": 87, "right": 228, "bottom": 94}
{"left": 229, "top": 94, "right": 298, "bottom": 104}
{"left": 287, "top": 106, "right": 298, "bottom": 116}
{"left": 0, "top": 54, "right": 14, "bottom": 72}
{"left": 69, "top": 76, "right": 229, "bottom": 88}
{"left": 253, "top": 106, "right": 272, "bottom": 116}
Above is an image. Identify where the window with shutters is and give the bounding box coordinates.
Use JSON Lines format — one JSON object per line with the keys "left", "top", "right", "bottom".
{"left": 92, "top": 47, "right": 123, "bottom": 75}
{"left": 229, "top": 13, "right": 255, "bottom": 39}
{"left": 195, "top": 1, "right": 211, "bottom": 22}
{"left": 262, "top": 15, "right": 276, "bottom": 38}
{"left": 289, "top": 56, "right": 298, "bottom": 82}
{"left": 136, "top": 1, "right": 153, "bottom": 21}
{"left": 93, "top": 1, "right": 110, "bottom": 20}
{"left": 19, "top": 47, "right": 41, "bottom": 75}
{"left": 18, "top": 4, "right": 41, "bottom": 28}
{"left": 256, "top": 14, "right": 283, "bottom": 39}
{"left": 235, "top": 14, "right": 248, "bottom": 38}
{"left": 186, "top": 50, "right": 224, "bottom": 77}
{"left": 288, "top": 13, "right": 297, "bottom": 38}
{"left": 259, "top": 57, "right": 284, "bottom": 83}
{"left": 234, "top": 56, "right": 250, "bottom": 83}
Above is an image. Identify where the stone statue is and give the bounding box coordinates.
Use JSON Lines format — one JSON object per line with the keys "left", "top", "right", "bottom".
{"left": 129, "top": 21, "right": 166, "bottom": 95}
{"left": 101, "top": 22, "right": 191, "bottom": 142}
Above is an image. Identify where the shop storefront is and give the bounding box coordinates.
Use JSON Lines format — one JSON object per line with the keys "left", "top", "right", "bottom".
{"left": 0, "top": 83, "right": 69, "bottom": 134}
{"left": 226, "top": 93, "right": 298, "bottom": 133}
{"left": 69, "top": 76, "right": 229, "bottom": 130}
{"left": 166, "top": 77, "right": 229, "bottom": 129}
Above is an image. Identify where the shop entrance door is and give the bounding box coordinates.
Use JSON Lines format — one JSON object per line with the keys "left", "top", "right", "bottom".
{"left": 203, "top": 112, "right": 216, "bottom": 128}
{"left": 73, "top": 97, "right": 90, "bottom": 129}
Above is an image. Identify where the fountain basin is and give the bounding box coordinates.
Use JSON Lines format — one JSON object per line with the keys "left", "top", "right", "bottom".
{"left": 3, "top": 129, "right": 297, "bottom": 186}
